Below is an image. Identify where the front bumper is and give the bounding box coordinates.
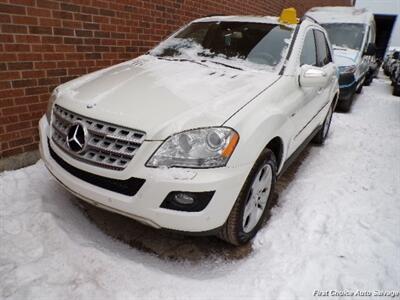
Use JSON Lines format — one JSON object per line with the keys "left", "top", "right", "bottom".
{"left": 39, "top": 116, "right": 251, "bottom": 233}
{"left": 338, "top": 73, "right": 357, "bottom": 101}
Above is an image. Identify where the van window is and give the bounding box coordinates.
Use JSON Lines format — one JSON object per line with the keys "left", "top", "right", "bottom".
{"left": 314, "top": 30, "right": 331, "bottom": 66}
{"left": 300, "top": 30, "right": 317, "bottom": 66}
{"left": 321, "top": 23, "right": 366, "bottom": 51}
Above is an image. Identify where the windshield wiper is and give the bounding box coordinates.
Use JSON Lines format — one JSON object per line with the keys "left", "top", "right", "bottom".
{"left": 155, "top": 56, "right": 243, "bottom": 70}
{"left": 200, "top": 59, "right": 244, "bottom": 71}
{"left": 156, "top": 56, "right": 208, "bottom": 67}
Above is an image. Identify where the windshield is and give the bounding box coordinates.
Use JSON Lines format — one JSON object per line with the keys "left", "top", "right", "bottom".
{"left": 321, "top": 23, "right": 366, "bottom": 51}
{"left": 150, "top": 21, "right": 293, "bottom": 70}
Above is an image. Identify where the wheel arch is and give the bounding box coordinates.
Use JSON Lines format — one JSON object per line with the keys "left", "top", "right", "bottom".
{"left": 265, "top": 136, "right": 284, "bottom": 172}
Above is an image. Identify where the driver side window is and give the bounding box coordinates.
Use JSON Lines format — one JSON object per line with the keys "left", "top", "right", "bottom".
{"left": 300, "top": 30, "right": 317, "bottom": 66}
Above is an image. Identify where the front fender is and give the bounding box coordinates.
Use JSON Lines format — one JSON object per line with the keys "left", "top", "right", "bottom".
{"left": 226, "top": 107, "right": 289, "bottom": 168}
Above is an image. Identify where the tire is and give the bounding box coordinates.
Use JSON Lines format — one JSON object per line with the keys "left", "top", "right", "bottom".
{"left": 393, "top": 84, "right": 400, "bottom": 96}
{"left": 313, "top": 104, "right": 334, "bottom": 145}
{"left": 363, "top": 75, "right": 372, "bottom": 86}
{"left": 218, "top": 149, "right": 277, "bottom": 245}
{"left": 338, "top": 94, "right": 353, "bottom": 112}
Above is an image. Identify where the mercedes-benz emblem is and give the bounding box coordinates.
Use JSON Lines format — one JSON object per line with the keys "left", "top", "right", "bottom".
{"left": 66, "top": 121, "right": 88, "bottom": 153}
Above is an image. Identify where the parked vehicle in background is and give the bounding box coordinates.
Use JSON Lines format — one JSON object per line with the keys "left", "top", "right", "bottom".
{"left": 390, "top": 58, "right": 399, "bottom": 82}
{"left": 384, "top": 50, "right": 400, "bottom": 77}
{"left": 307, "top": 7, "right": 376, "bottom": 112}
{"left": 370, "top": 57, "right": 381, "bottom": 79}
{"left": 38, "top": 9, "right": 339, "bottom": 245}
{"left": 390, "top": 59, "right": 400, "bottom": 96}
{"left": 383, "top": 51, "right": 390, "bottom": 76}
{"left": 392, "top": 72, "right": 400, "bottom": 96}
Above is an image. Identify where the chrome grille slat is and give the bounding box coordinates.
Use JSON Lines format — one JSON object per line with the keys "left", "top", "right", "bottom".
{"left": 87, "top": 139, "right": 138, "bottom": 158}
{"left": 51, "top": 105, "right": 146, "bottom": 171}
{"left": 86, "top": 129, "right": 143, "bottom": 145}
{"left": 52, "top": 123, "right": 68, "bottom": 137}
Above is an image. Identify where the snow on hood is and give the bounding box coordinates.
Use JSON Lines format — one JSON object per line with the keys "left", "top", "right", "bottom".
{"left": 332, "top": 47, "right": 360, "bottom": 67}
{"left": 55, "top": 55, "right": 280, "bottom": 140}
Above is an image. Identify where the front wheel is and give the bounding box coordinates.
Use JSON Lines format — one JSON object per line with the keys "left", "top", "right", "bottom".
{"left": 218, "top": 149, "right": 277, "bottom": 245}
{"left": 338, "top": 94, "right": 353, "bottom": 112}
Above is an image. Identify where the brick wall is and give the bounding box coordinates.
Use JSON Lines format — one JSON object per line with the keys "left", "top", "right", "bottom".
{"left": 0, "top": 0, "right": 351, "bottom": 159}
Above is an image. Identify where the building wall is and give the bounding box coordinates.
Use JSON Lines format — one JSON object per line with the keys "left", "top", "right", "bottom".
{"left": 355, "top": 0, "right": 400, "bottom": 48}
{"left": 0, "top": 0, "right": 351, "bottom": 159}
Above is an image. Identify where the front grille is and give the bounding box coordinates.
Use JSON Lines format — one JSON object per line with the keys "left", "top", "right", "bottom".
{"left": 51, "top": 104, "right": 146, "bottom": 171}
{"left": 49, "top": 141, "right": 145, "bottom": 196}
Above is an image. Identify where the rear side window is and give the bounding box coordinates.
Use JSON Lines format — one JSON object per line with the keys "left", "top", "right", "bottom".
{"left": 300, "top": 30, "right": 317, "bottom": 66}
{"left": 314, "top": 30, "right": 332, "bottom": 66}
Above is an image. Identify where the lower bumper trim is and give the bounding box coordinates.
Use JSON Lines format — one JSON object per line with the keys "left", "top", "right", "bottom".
{"left": 49, "top": 140, "right": 145, "bottom": 196}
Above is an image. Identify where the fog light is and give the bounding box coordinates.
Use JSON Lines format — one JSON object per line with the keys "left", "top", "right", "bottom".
{"left": 174, "top": 193, "right": 195, "bottom": 205}
{"left": 160, "top": 191, "right": 215, "bottom": 212}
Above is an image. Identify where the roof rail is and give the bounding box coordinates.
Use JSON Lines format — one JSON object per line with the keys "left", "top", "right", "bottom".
{"left": 301, "top": 15, "right": 320, "bottom": 24}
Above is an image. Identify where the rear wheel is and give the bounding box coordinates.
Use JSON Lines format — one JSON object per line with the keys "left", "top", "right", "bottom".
{"left": 218, "top": 149, "right": 277, "bottom": 245}
{"left": 338, "top": 94, "right": 353, "bottom": 112}
{"left": 313, "top": 104, "right": 333, "bottom": 145}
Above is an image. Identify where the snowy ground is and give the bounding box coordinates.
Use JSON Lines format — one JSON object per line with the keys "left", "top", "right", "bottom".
{"left": 1, "top": 76, "right": 399, "bottom": 300}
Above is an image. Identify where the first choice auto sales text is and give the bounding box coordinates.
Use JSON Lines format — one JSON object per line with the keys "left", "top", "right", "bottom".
{"left": 313, "top": 290, "right": 400, "bottom": 297}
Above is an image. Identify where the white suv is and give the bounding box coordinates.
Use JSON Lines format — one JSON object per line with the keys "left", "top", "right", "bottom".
{"left": 39, "top": 10, "right": 339, "bottom": 245}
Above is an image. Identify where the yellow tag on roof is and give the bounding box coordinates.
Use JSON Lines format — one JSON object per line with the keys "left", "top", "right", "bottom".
{"left": 279, "top": 8, "right": 299, "bottom": 25}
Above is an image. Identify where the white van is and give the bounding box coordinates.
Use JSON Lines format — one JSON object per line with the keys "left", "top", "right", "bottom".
{"left": 307, "top": 7, "right": 376, "bottom": 111}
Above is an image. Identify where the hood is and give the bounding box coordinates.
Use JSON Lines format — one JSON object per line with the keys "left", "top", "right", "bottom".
{"left": 55, "top": 55, "right": 279, "bottom": 140}
{"left": 333, "top": 47, "right": 361, "bottom": 67}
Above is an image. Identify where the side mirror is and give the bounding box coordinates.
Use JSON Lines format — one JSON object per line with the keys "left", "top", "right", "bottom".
{"left": 299, "top": 65, "right": 328, "bottom": 88}
{"left": 393, "top": 52, "right": 400, "bottom": 60}
{"left": 364, "top": 43, "right": 376, "bottom": 56}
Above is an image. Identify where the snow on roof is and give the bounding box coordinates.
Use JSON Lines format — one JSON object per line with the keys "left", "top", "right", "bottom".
{"left": 307, "top": 6, "right": 374, "bottom": 24}
{"left": 193, "top": 15, "right": 293, "bottom": 27}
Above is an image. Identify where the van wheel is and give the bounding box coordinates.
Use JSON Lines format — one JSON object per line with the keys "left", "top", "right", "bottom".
{"left": 338, "top": 95, "right": 353, "bottom": 112}
{"left": 218, "top": 149, "right": 277, "bottom": 245}
{"left": 313, "top": 104, "right": 333, "bottom": 145}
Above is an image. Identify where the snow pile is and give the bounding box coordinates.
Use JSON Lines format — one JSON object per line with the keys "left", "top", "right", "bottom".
{"left": 1, "top": 76, "right": 399, "bottom": 299}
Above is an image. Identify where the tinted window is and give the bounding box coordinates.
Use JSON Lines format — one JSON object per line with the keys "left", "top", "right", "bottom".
{"left": 151, "top": 21, "right": 293, "bottom": 68}
{"left": 315, "top": 30, "right": 331, "bottom": 66}
{"left": 300, "top": 30, "right": 317, "bottom": 66}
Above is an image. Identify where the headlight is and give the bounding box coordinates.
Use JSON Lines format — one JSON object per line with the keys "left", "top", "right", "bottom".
{"left": 339, "top": 65, "right": 356, "bottom": 74}
{"left": 146, "top": 127, "right": 239, "bottom": 168}
{"left": 46, "top": 90, "right": 57, "bottom": 123}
